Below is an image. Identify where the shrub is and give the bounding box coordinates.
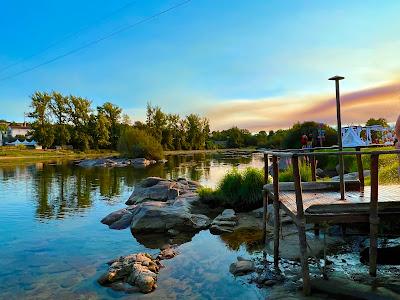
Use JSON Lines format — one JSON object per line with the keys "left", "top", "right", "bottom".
{"left": 235, "top": 168, "right": 264, "bottom": 210}
{"left": 199, "top": 167, "right": 266, "bottom": 211}
{"left": 117, "top": 128, "right": 164, "bottom": 160}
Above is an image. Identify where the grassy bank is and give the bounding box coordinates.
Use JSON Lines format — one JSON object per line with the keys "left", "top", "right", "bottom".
{"left": 0, "top": 147, "right": 118, "bottom": 164}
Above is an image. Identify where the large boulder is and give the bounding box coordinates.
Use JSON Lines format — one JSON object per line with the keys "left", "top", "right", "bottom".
{"left": 126, "top": 178, "right": 201, "bottom": 205}
{"left": 130, "top": 196, "right": 211, "bottom": 234}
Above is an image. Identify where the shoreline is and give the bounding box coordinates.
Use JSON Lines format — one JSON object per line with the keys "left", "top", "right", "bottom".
{"left": 164, "top": 148, "right": 257, "bottom": 155}
{"left": 0, "top": 149, "right": 118, "bottom": 165}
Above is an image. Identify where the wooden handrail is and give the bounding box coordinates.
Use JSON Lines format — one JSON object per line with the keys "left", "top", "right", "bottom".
{"left": 264, "top": 149, "right": 400, "bottom": 157}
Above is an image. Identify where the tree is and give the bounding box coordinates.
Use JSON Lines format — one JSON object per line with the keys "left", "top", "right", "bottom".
{"left": 28, "top": 91, "right": 55, "bottom": 148}
{"left": 366, "top": 118, "right": 388, "bottom": 128}
{"left": 90, "top": 113, "right": 111, "bottom": 149}
{"left": 67, "top": 96, "right": 92, "bottom": 151}
{"left": 97, "top": 102, "right": 122, "bottom": 148}
{"left": 49, "top": 91, "right": 70, "bottom": 146}
{"left": 117, "top": 127, "right": 164, "bottom": 160}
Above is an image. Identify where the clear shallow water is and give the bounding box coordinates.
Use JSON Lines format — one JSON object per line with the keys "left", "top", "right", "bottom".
{"left": 0, "top": 153, "right": 266, "bottom": 299}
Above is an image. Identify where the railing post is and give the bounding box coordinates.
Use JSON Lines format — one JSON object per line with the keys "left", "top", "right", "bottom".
{"left": 292, "top": 155, "right": 311, "bottom": 296}
{"left": 310, "top": 149, "right": 316, "bottom": 182}
{"left": 262, "top": 190, "right": 268, "bottom": 245}
{"left": 356, "top": 146, "right": 364, "bottom": 191}
{"left": 264, "top": 153, "right": 269, "bottom": 184}
{"left": 272, "top": 155, "right": 280, "bottom": 270}
{"left": 369, "top": 154, "right": 379, "bottom": 277}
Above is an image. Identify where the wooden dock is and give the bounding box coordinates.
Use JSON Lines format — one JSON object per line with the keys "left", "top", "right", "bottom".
{"left": 262, "top": 147, "right": 400, "bottom": 296}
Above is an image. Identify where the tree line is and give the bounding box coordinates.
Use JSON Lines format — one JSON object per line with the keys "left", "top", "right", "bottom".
{"left": 26, "top": 91, "right": 391, "bottom": 154}
{"left": 27, "top": 91, "right": 211, "bottom": 152}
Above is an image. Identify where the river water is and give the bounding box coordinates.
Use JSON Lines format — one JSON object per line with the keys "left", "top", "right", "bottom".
{"left": 0, "top": 152, "right": 270, "bottom": 299}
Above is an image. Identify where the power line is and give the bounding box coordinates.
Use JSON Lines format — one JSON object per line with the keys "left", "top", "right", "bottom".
{"left": 0, "top": 0, "right": 191, "bottom": 82}
{"left": 0, "top": 0, "right": 139, "bottom": 74}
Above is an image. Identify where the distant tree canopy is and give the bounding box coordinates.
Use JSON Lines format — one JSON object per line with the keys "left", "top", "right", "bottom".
{"left": 365, "top": 118, "right": 389, "bottom": 128}
{"left": 27, "top": 91, "right": 388, "bottom": 153}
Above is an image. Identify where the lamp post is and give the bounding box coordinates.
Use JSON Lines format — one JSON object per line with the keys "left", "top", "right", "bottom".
{"left": 329, "top": 75, "right": 345, "bottom": 200}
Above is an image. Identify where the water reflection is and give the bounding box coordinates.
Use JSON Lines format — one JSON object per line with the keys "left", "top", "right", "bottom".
{"left": 0, "top": 152, "right": 266, "bottom": 299}
{"left": 0, "top": 152, "right": 263, "bottom": 221}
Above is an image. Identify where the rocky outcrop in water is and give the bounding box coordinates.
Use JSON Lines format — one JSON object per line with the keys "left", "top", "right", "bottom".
{"left": 101, "top": 178, "right": 211, "bottom": 235}
{"left": 77, "top": 157, "right": 159, "bottom": 168}
{"left": 125, "top": 177, "right": 201, "bottom": 205}
{"left": 98, "top": 246, "right": 179, "bottom": 294}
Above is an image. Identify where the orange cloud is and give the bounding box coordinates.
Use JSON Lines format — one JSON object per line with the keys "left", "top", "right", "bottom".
{"left": 206, "top": 81, "right": 400, "bottom": 131}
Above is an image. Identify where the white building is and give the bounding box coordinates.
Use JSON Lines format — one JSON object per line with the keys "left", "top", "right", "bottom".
{"left": 7, "top": 123, "right": 31, "bottom": 138}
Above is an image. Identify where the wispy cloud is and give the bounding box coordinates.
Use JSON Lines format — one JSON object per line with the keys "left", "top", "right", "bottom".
{"left": 206, "top": 81, "right": 400, "bottom": 131}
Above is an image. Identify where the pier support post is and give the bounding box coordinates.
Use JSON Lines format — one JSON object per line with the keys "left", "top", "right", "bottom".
{"left": 369, "top": 154, "right": 379, "bottom": 277}
{"left": 292, "top": 155, "right": 311, "bottom": 296}
{"left": 272, "top": 155, "right": 280, "bottom": 270}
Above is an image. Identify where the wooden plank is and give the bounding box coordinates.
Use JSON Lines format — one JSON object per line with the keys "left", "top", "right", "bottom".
{"left": 264, "top": 153, "right": 269, "bottom": 184}
{"left": 272, "top": 155, "right": 280, "bottom": 269}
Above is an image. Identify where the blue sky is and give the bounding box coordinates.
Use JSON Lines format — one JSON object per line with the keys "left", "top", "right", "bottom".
{"left": 1, "top": 0, "right": 399, "bottom": 130}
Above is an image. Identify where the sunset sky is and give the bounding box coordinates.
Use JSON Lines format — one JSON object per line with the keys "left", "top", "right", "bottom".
{"left": 0, "top": 0, "right": 399, "bottom": 131}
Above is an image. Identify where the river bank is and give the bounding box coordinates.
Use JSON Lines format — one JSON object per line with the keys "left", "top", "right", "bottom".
{"left": 0, "top": 148, "right": 119, "bottom": 166}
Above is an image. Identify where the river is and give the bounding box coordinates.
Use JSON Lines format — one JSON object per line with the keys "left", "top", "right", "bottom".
{"left": 0, "top": 152, "right": 270, "bottom": 299}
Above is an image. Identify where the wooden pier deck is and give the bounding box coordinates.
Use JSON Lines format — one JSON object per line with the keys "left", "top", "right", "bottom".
{"left": 271, "top": 184, "right": 400, "bottom": 221}
{"left": 262, "top": 147, "right": 400, "bottom": 296}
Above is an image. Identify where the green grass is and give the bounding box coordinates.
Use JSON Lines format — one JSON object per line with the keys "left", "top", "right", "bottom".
{"left": 278, "top": 161, "right": 312, "bottom": 182}
{"left": 316, "top": 146, "right": 399, "bottom": 185}
{"left": 0, "top": 146, "right": 118, "bottom": 164}
{"left": 198, "top": 167, "right": 265, "bottom": 211}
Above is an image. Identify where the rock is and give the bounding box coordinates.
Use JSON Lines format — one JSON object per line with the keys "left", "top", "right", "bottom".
{"left": 316, "top": 168, "right": 326, "bottom": 178}
{"left": 266, "top": 204, "right": 293, "bottom": 226}
{"left": 125, "top": 178, "right": 202, "bottom": 205}
{"left": 229, "top": 259, "right": 255, "bottom": 276}
{"left": 157, "top": 247, "right": 178, "bottom": 260}
{"left": 251, "top": 207, "right": 264, "bottom": 219}
{"left": 126, "top": 180, "right": 175, "bottom": 204}
{"left": 167, "top": 229, "right": 179, "bottom": 236}
{"left": 129, "top": 197, "right": 211, "bottom": 234}
{"left": 332, "top": 170, "right": 370, "bottom": 181}
{"left": 77, "top": 158, "right": 132, "bottom": 168}
{"left": 109, "top": 213, "right": 133, "bottom": 230}
{"left": 101, "top": 208, "right": 131, "bottom": 226}
{"left": 103, "top": 180, "right": 209, "bottom": 235}
{"left": 210, "top": 209, "right": 238, "bottom": 235}
{"left": 210, "top": 225, "right": 234, "bottom": 235}
{"left": 98, "top": 253, "right": 159, "bottom": 294}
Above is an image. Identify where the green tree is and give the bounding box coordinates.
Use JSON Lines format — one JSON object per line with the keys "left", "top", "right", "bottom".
{"left": 28, "top": 91, "right": 55, "bottom": 148}
{"left": 90, "top": 113, "right": 111, "bottom": 149}
{"left": 67, "top": 96, "right": 92, "bottom": 151}
{"left": 49, "top": 91, "right": 70, "bottom": 146}
{"left": 117, "top": 127, "right": 164, "bottom": 160}
{"left": 97, "top": 102, "right": 122, "bottom": 149}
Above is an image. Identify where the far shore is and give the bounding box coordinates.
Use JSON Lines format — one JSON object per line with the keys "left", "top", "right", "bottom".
{"left": 0, "top": 148, "right": 118, "bottom": 165}
{"left": 0, "top": 147, "right": 258, "bottom": 166}
{"left": 164, "top": 148, "right": 256, "bottom": 155}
